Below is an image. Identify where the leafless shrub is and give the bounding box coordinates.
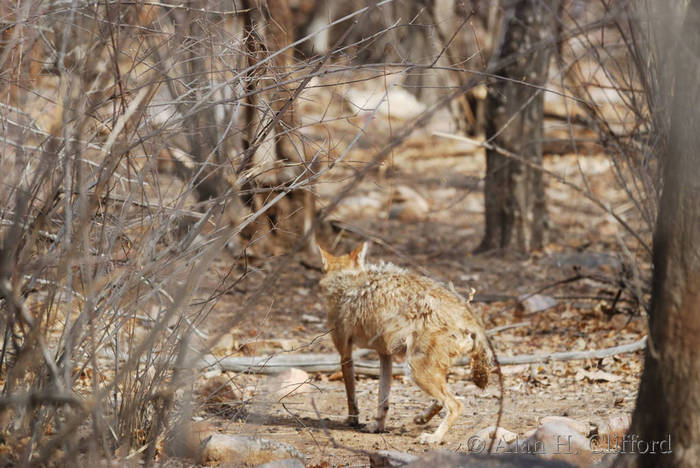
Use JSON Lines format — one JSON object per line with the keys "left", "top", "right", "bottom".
{"left": 0, "top": 0, "right": 461, "bottom": 463}
{"left": 0, "top": 0, "right": 670, "bottom": 464}
{"left": 0, "top": 1, "right": 312, "bottom": 463}
{"left": 547, "top": 0, "right": 676, "bottom": 314}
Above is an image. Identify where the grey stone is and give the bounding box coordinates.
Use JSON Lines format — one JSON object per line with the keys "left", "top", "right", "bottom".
{"left": 405, "top": 451, "right": 576, "bottom": 467}
{"left": 370, "top": 450, "right": 419, "bottom": 467}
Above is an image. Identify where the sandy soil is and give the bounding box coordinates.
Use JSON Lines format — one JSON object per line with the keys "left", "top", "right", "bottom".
{"left": 190, "top": 132, "right": 648, "bottom": 466}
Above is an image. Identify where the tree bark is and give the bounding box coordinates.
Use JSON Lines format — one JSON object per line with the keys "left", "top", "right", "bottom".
{"left": 186, "top": 3, "right": 224, "bottom": 203}
{"left": 476, "top": 0, "right": 558, "bottom": 254}
{"left": 621, "top": 2, "right": 700, "bottom": 466}
{"left": 239, "top": 0, "right": 315, "bottom": 253}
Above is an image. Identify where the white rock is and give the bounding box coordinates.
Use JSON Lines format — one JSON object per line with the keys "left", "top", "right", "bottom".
{"left": 301, "top": 314, "right": 322, "bottom": 323}
{"left": 518, "top": 294, "right": 558, "bottom": 314}
{"left": 507, "top": 422, "right": 592, "bottom": 466}
{"left": 269, "top": 368, "right": 312, "bottom": 400}
{"left": 201, "top": 434, "right": 303, "bottom": 465}
{"left": 254, "top": 459, "right": 305, "bottom": 468}
{"left": 472, "top": 426, "right": 518, "bottom": 444}
{"left": 389, "top": 186, "right": 429, "bottom": 222}
{"left": 540, "top": 416, "right": 589, "bottom": 436}
{"left": 345, "top": 87, "right": 426, "bottom": 121}
{"left": 594, "top": 413, "right": 632, "bottom": 449}
{"left": 211, "top": 333, "right": 235, "bottom": 356}
{"left": 370, "top": 450, "right": 418, "bottom": 467}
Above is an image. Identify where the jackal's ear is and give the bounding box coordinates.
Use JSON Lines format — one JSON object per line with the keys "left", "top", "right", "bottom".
{"left": 349, "top": 242, "right": 369, "bottom": 267}
{"left": 317, "top": 244, "right": 332, "bottom": 271}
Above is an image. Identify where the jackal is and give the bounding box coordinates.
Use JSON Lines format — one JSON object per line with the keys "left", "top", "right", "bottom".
{"left": 318, "top": 243, "right": 492, "bottom": 444}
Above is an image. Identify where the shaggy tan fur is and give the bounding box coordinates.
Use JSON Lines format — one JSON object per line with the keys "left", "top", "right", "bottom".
{"left": 318, "top": 243, "right": 492, "bottom": 445}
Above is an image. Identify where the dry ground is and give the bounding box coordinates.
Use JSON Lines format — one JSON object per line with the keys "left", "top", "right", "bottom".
{"left": 191, "top": 126, "right": 648, "bottom": 466}
{"left": 4, "top": 62, "right": 649, "bottom": 466}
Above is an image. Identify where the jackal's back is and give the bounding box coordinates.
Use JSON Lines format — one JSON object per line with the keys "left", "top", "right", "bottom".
{"left": 320, "top": 262, "right": 488, "bottom": 367}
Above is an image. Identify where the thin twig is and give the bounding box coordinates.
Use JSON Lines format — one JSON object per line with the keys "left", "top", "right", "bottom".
{"left": 432, "top": 131, "right": 652, "bottom": 257}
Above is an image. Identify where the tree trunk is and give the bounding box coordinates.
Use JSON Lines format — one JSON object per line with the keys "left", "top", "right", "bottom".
{"left": 239, "top": 0, "right": 315, "bottom": 254}
{"left": 621, "top": 2, "right": 700, "bottom": 467}
{"left": 183, "top": 1, "right": 224, "bottom": 203}
{"left": 476, "top": 0, "right": 557, "bottom": 254}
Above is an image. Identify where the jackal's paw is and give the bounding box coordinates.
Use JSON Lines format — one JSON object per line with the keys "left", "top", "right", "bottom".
{"left": 418, "top": 432, "right": 443, "bottom": 445}
{"left": 364, "top": 421, "right": 386, "bottom": 433}
{"left": 413, "top": 415, "right": 428, "bottom": 425}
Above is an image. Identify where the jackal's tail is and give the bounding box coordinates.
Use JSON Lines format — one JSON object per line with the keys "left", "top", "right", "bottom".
{"left": 471, "top": 331, "right": 493, "bottom": 389}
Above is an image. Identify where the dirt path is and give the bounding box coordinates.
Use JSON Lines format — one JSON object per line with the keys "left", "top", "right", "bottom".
{"left": 193, "top": 133, "right": 647, "bottom": 466}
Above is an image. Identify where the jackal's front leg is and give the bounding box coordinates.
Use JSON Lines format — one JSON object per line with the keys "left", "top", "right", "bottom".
{"left": 366, "top": 354, "right": 392, "bottom": 432}
{"left": 340, "top": 352, "right": 359, "bottom": 426}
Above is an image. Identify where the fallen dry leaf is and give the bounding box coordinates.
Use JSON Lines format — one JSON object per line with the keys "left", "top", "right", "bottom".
{"left": 575, "top": 369, "right": 622, "bottom": 382}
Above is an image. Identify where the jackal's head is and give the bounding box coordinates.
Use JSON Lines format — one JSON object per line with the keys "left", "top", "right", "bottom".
{"left": 318, "top": 242, "right": 368, "bottom": 273}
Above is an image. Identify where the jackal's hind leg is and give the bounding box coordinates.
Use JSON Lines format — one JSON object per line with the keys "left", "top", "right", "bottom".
{"left": 409, "top": 354, "right": 463, "bottom": 445}
{"left": 366, "top": 353, "right": 392, "bottom": 432}
{"left": 414, "top": 400, "right": 442, "bottom": 425}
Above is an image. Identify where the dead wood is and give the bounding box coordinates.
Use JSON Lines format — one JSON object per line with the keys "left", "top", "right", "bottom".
{"left": 205, "top": 336, "right": 647, "bottom": 376}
